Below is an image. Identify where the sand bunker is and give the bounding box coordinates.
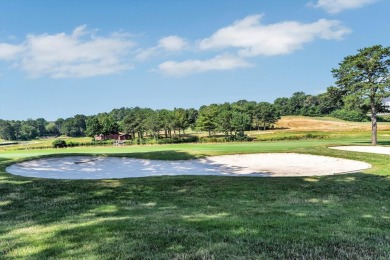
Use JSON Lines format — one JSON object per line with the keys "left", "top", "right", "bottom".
{"left": 330, "top": 146, "right": 390, "bottom": 155}
{"left": 6, "top": 153, "right": 371, "bottom": 180}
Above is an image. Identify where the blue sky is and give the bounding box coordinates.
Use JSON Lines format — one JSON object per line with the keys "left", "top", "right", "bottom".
{"left": 0, "top": 0, "right": 389, "bottom": 120}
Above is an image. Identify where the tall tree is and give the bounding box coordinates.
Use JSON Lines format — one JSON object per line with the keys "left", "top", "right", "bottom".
{"left": 186, "top": 108, "right": 198, "bottom": 131}
{"left": 231, "top": 111, "right": 251, "bottom": 137}
{"left": 35, "top": 118, "right": 47, "bottom": 137}
{"left": 332, "top": 45, "right": 390, "bottom": 145}
{"left": 0, "top": 120, "right": 15, "bottom": 140}
{"left": 317, "top": 86, "right": 345, "bottom": 115}
{"left": 122, "top": 110, "right": 138, "bottom": 139}
{"left": 273, "top": 97, "right": 290, "bottom": 116}
{"left": 20, "top": 124, "right": 38, "bottom": 140}
{"left": 216, "top": 103, "right": 233, "bottom": 137}
{"left": 45, "top": 122, "right": 60, "bottom": 136}
{"left": 196, "top": 105, "right": 218, "bottom": 136}
{"left": 101, "top": 115, "right": 119, "bottom": 135}
{"left": 85, "top": 117, "right": 102, "bottom": 137}
{"left": 156, "top": 109, "right": 173, "bottom": 138}
{"left": 254, "top": 102, "right": 280, "bottom": 130}
{"left": 288, "top": 92, "right": 307, "bottom": 115}
{"left": 173, "top": 108, "right": 189, "bottom": 136}
{"left": 145, "top": 110, "right": 161, "bottom": 140}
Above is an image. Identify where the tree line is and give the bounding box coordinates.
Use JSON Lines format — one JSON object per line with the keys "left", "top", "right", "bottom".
{"left": 0, "top": 88, "right": 382, "bottom": 141}
{"left": 1, "top": 45, "right": 389, "bottom": 144}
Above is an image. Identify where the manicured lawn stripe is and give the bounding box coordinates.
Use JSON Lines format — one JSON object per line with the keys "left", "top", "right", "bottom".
{"left": 0, "top": 133, "right": 389, "bottom": 258}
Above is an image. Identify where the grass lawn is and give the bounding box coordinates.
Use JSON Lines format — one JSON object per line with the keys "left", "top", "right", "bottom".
{"left": 1, "top": 121, "right": 390, "bottom": 258}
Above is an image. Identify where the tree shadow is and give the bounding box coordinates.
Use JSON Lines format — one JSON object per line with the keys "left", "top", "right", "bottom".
{"left": 100, "top": 150, "right": 203, "bottom": 160}
{"left": 353, "top": 140, "right": 390, "bottom": 146}
{"left": 1, "top": 151, "right": 390, "bottom": 258}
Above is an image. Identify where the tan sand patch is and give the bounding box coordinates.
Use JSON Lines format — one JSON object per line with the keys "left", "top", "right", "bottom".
{"left": 6, "top": 153, "right": 371, "bottom": 179}
{"left": 330, "top": 146, "right": 390, "bottom": 155}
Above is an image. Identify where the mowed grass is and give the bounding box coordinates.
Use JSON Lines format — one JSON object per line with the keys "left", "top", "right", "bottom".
{"left": 1, "top": 119, "right": 390, "bottom": 258}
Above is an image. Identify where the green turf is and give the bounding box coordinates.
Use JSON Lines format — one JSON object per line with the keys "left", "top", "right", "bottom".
{"left": 0, "top": 133, "right": 390, "bottom": 258}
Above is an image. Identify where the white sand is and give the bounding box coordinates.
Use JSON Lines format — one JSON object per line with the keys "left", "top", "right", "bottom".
{"left": 330, "top": 146, "right": 390, "bottom": 155}
{"left": 6, "top": 153, "right": 371, "bottom": 180}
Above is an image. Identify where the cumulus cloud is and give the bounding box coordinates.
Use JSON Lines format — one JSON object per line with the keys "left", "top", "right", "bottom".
{"left": 157, "top": 54, "right": 252, "bottom": 76}
{"left": 159, "top": 36, "right": 187, "bottom": 51}
{"left": 0, "top": 43, "right": 25, "bottom": 60}
{"left": 199, "top": 15, "right": 350, "bottom": 57}
{"left": 310, "top": 0, "right": 377, "bottom": 13}
{"left": 136, "top": 35, "right": 187, "bottom": 60}
{"left": 0, "top": 25, "right": 135, "bottom": 78}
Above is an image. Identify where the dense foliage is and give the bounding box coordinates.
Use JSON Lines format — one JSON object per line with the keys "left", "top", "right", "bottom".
{"left": 0, "top": 89, "right": 387, "bottom": 142}
{"left": 52, "top": 139, "right": 67, "bottom": 148}
{"left": 0, "top": 91, "right": 382, "bottom": 142}
{"left": 332, "top": 45, "right": 390, "bottom": 145}
{"left": 1, "top": 45, "right": 389, "bottom": 142}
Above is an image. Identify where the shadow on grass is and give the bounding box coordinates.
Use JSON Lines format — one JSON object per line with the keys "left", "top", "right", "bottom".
{"left": 1, "top": 151, "right": 390, "bottom": 258}
{"left": 101, "top": 150, "right": 204, "bottom": 160}
{"left": 353, "top": 140, "right": 390, "bottom": 146}
{"left": 0, "top": 157, "right": 12, "bottom": 163}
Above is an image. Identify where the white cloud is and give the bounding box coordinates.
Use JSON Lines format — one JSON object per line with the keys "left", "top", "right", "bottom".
{"left": 136, "top": 35, "right": 187, "bottom": 60}
{"left": 136, "top": 48, "right": 157, "bottom": 61}
{"left": 157, "top": 54, "right": 252, "bottom": 76}
{"left": 0, "top": 43, "right": 25, "bottom": 60}
{"left": 159, "top": 36, "right": 187, "bottom": 51}
{"left": 310, "top": 0, "right": 377, "bottom": 13}
{"left": 199, "top": 15, "right": 350, "bottom": 57}
{"left": 0, "top": 25, "right": 135, "bottom": 78}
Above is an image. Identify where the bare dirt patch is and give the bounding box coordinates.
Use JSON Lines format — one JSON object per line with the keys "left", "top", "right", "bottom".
{"left": 275, "top": 116, "right": 390, "bottom": 132}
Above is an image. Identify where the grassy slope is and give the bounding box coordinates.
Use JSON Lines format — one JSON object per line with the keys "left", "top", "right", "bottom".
{"left": 1, "top": 117, "right": 390, "bottom": 259}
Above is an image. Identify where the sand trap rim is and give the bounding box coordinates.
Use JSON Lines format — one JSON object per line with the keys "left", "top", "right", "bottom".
{"left": 5, "top": 153, "right": 372, "bottom": 180}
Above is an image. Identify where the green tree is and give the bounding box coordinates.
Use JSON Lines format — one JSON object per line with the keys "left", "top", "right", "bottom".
{"left": 0, "top": 120, "right": 15, "bottom": 140}
{"left": 35, "top": 118, "right": 47, "bottom": 137}
{"left": 317, "top": 86, "right": 344, "bottom": 115}
{"left": 11, "top": 121, "right": 22, "bottom": 140}
{"left": 332, "top": 45, "right": 390, "bottom": 145}
{"left": 302, "top": 95, "right": 320, "bottom": 116}
{"left": 158, "top": 109, "right": 174, "bottom": 138}
{"left": 20, "top": 124, "right": 38, "bottom": 140}
{"left": 173, "top": 108, "right": 189, "bottom": 136}
{"left": 186, "top": 108, "right": 198, "bottom": 131}
{"left": 101, "top": 116, "right": 119, "bottom": 135}
{"left": 85, "top": 117, "right": 102, "bottom": 137}
{"left": 145, "top": 110, "right": 161, "bottom": 140}
{"left": 122, "top": 111, "right": 137, "bottom": 139}
{"left": 216, "top": 103, "right": 233, "bottom": 137}
{"left": 45, "top": 122, "right": 60, "bottom": 136}
{"left": 254, "top": 102, "right": 280, "bottom": 130}
{"left": 55, "top": 118, "right": 65, "bottom": 135}
{"left": 288, "top": 92, "right": 307, "bottom": 115}
{"left": 59, "top": 115, "right": 87, "bottom": 137}
{"left": 196, "top": 105, "right": 218, "bottom": 136}
{"left": 274, "top": 97, "right": 290, "bottom": 116}
{"left": 231, "top": 111, "right": 251, "bottom": 137}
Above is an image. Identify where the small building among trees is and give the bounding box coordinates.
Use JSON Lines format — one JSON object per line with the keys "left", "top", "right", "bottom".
{"left": 94, "top": 133, "right": 131, "bottom": 141}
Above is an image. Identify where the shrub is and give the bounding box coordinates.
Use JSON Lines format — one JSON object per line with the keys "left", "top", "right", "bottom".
{"left": 52, "top": 139, "right": 67, "bottom": 148}
{"left": 199, "top": 137, "right": 227, "bottom": 143}
{"left": 377, "top": 115, "right": 390, "bottom": 122}
{"left": 199, "top": 135, "right": 254, "bottom": 143}
{"left": 256, "top": 133, "right": 326, "bottom": 141}
{"left": 157, "top": 136, "right": 199, "bottom": 144}
{"left": 330, "top": 109, "right": 368, "bottom": 122}
{"left": 66, "top": 141, "right": 77, "bottom": 147}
